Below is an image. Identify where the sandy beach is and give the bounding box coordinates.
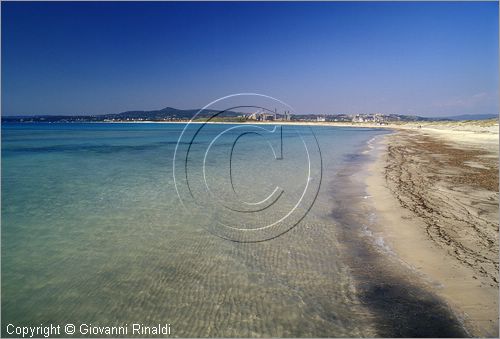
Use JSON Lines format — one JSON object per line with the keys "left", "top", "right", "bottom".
{"left": 365, "top": 121, "right": 499, "bottom": 337}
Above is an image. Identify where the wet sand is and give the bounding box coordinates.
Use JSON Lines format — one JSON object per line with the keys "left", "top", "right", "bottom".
{"left": 365, "top": 127, "right": 499, "bottom": 337}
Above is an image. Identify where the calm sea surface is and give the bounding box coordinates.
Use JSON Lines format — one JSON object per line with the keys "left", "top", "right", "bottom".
{"left": 1, "top": 123, "right": 466, "bottom": 337}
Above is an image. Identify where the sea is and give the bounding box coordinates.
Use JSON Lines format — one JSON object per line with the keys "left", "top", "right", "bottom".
{"left": 1, "top": 122, "right": 468, "bottom": 337}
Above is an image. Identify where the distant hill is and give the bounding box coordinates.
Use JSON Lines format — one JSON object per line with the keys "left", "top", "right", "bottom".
{"left": 443, "top": 114, "right": 498, "bottom": 121}
{"left": 105, "top": 106, "right": 242, "bottom": 120}
{"left": 5, "top": 107, "right": 493, "bottom": 123}
{"left": 2, "top": 107, "right": 243, "bottom": 123}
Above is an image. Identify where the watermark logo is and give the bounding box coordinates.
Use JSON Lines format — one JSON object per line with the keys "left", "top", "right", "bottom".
{"left": 173, "top": 93, "right": 322, "bottom": 242}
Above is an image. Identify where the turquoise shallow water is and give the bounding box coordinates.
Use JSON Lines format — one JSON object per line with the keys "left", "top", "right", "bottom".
{"left": 1, "top": 123, "right": 466, "bottom": 337}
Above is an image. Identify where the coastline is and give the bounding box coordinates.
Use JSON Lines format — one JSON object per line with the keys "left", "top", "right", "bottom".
{"left": 329, "top": 132, "right": 469, "bottom": 337}
{"left": 364, "top": 127, "right": 499, "bottom": 337}
{"left": 5, "top": 118, "right": 498, "bottom": 134}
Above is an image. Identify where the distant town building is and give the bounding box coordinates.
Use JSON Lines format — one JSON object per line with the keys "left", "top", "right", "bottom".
{"left": 248, "top": 111, "right": 275, "bottom": 121}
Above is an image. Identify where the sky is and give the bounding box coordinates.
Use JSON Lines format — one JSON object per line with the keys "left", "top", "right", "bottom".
{"left": 1, "top": 1, "right": 498, "bottom": 117}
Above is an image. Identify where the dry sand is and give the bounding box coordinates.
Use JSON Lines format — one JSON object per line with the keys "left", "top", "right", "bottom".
{"left": 365, "top": 122, "right": 499, "bottom": 337}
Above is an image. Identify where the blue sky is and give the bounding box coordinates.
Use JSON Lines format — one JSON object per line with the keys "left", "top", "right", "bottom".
{"left": 2, "top": 1, "right": 498, "bottom": 116}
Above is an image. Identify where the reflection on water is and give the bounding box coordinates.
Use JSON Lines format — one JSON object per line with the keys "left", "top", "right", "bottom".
{"left": 2, "top": 123, "right": 464, "bottom": 337}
